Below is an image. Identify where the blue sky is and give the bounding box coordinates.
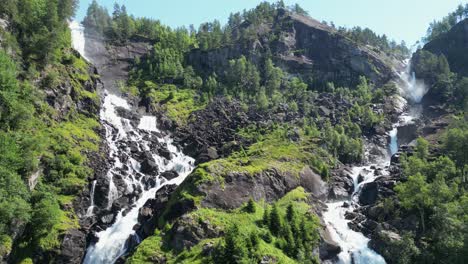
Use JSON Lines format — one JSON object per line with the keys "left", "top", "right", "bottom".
{"left": 75, "top": 0, "right": 467, "bottom": 45}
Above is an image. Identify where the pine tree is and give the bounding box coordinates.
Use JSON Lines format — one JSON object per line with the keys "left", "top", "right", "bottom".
{"left": 262, "top": 206, "right": 270, "bottom": 226}
{"left": 245, "top": 197, "right": 256, "bottom": 213}
{"left": 269, "top": 204, "right": 282, "bottom": 235}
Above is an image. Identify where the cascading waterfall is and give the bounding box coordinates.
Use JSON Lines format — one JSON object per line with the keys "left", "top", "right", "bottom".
{"left": 323, "top": 60, "right": 423, "bottom": 264}
{"left": 69, "top": 21, "right": 88, "bottom": 61}
{"left": 86, "top": 180, "right": 97, "bottom": 217}
{"left": 399, "top": 60, "right": 427, "bottom": 104}
{"left": 70, "top": 21, "right": 195, "bottom": 264}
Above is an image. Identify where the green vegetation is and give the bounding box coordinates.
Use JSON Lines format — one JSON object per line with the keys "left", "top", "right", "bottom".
{"left": 128, "top": 188, "right": 320, "bottom": 264}
{"left": 412, "top": 49, "right": 468, "bottom": 110}
{"left": 393, "top": 121, "right": 468, "bottom": 263}
{"left": 201, "top": 125, "right": 332, "bottom": 178}
{"left": 337, "top": 26, "right": 410, "bottom": 58}
{"left": 424, "top": 3, "right": 468, "bottom": 42}
{"left": 0, "top": 1, "right": 100, "bottom": 262}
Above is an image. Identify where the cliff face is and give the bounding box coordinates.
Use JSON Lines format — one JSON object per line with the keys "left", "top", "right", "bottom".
{"left": 84, "top": 30, "right": 152, "bottom": 93}
{"left": 188, "top": 10, "right": 397, "bottom": 87}
{"left": 423, "top": 18, "right": 468, "bottom": 77}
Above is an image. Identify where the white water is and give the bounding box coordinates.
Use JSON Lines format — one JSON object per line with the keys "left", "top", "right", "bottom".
{"left": 323, "top": 164, "right": 388, "bottom": 264}
{"left": 399, "top": 60, "right": 427, "bottom": 103}
{"left": 70, "top": 21, "right": 195, "bottom": 264}
{"left": 83, "top": 99, "right": 194, "bottom": 263}
{"left": 86, "top": 180, "right": 97, "bottom": 217}
{"left": 69, "top": 21, "right": 89, "bottom": 61}
{"left": 324, "top": 60, "right": 423, "bottom": 264}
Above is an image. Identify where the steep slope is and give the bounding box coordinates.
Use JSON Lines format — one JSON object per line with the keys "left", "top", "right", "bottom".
{"left": 423, "top": 18, "right": 468, "bottom": 77}
{"left": 188, "top": 9, "right": 397, "bottom": 88}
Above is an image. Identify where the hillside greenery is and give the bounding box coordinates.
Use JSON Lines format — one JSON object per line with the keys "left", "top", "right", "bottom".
{"left": 391, "top": 117, "right": 468, "bottom": 263}
{"left": 80, "top": 2, "right": 408, "bottom": 263}
{"left": 0, "top": 0, "right": 101, "bottom": 262}
{"left": 424, "top": 3, "right": 468, "bottom": 43}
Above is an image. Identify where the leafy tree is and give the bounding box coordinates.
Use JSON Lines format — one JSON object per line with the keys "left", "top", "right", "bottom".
{"left": 396, "top": 173, "right": 433, "bottom": 232}
{"left": 415, "top": 137, "right": 429, "bottom": 160}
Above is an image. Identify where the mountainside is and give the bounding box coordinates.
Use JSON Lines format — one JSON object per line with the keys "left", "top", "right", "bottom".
{"left": 422, "top": 18, "right": 468, "bottom": 77}
{"left": 188, "top": 9, "right": 397, "bottom": 88}
{"left": 0, "top": 1, "right": 467, "bottom": 264}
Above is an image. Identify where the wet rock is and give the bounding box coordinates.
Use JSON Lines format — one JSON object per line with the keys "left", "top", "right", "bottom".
{"left": 161, "top": 170, "right": 179, "bottom": 181}
{"left": 140, "top": 159, "right": 159, "bottom": 175}
{"left": 128, "top": 141, "right": 139, "bottom": 153}
{"left": 136, "top": 184, "right": 177, "bottom": 238}
{"left": 158, "top": 145, "right": 173, "bottom": 160}
{"left": 329, "top": 167, "right": 354, "bottom": 200}
{"left": 357, "top": 173, "right": 365, "bottom": 184}
{"left": 359, "top": 182, "right": 378, "bottom": 205}
{"left": 319, "top": 228, "right": 341, "bottom": 260}
{"left": 345, "top": 211, "right": 358, "bottom": 220}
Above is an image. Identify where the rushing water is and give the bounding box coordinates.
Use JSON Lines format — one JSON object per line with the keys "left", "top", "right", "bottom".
{"left": 323, "top": 61, "right": 423, "bottom": 264}
{"left": 70, "top": 21, "right": 195, "bottom": 264}
{"left": 69, "top": 21, "right": 89, "bottom": 61}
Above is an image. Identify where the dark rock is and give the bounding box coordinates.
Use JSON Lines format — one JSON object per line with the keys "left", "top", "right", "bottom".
{"left": 187, "top": 11, "right": 396, "bottom": 90}
{"left": 329, "top": 167, "right": 354, "bottom": 200}
{"left": 161, "top": 170, "right": 179, "bottom": 181}
{"left": 168, "top": 215, "right": 221, "bottom": 252}
{"left": 158, "top": 145, "right": 172, "bottom": 160}
{"left": 359, "top": 182, "right": 378, "bottom": 205}
{"left": 200, "top": 167, "right": 321, "bottom": 210}
{"left": 345, "top": 211, "right": 358, "bottom": 220}
{"left": 319, "top": 228, "right": 341, "bottom": 260}
{"left": 141, "top": 159, "right": 159, "bottom": 175}
{"left": 136, "top": 184, "right": 178, "bottom": 239}
{"left": 57, "top": 229, "right": 86, "bottom": 264}
{"left": 100, "top": 214, "right": 115, "bottom": 225}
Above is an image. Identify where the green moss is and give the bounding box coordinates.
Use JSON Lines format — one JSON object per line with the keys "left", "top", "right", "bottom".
{"left": 146, "top": 83, "right": 206, "bottom": 125}
{"left": 201, "top": 126, "right": 331, "bottom": 179}
{"left": 37, "top": 208, "right": 79, "bottom": 251}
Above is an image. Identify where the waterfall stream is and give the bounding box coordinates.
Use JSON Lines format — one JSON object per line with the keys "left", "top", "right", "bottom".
{"left": 71, "top": 18, "right": 426, "bottom": 264}
{"left": 70, "top": 21, "right": 195, "bottom": 264}
{"left": 323, "top": 61, "right": 424, "bottom": 263}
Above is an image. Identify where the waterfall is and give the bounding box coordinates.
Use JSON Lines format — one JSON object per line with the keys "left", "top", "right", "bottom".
{"left": 69, "top": 21, "right": 88, "bottom": 61}
{"left": 70, "top": 21, "right": 195, "bottom": 264}
{"left": 323, "top": 59, "right": 424, "bottom": 264}
{"left": 399, "top": 60, "right": 427, "bottom": 103}
{"left": 86, "top": 180, "right": 97, "bottom": 217}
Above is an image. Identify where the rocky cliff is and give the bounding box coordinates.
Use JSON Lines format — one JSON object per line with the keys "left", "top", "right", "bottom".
{"left": 423, "top": 18, "right": 468, "bottom": 77}
{"left": 188, "top": 9, "right": 397, "bottom": 88}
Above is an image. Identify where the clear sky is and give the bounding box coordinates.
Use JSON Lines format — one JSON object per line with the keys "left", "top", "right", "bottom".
{"left": 75, "top": 0, "right": 467, "bottom": 45}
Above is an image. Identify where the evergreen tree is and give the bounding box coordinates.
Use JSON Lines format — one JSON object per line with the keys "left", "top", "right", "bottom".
{"left": 269, "top": 204, "right": 282, "bottom": 235}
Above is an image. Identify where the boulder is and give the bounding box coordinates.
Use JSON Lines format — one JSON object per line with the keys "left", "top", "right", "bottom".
{"left": 359, "top": 182, "right": 378, "bottom": 205}
{"left": 140, "top": 159, "right": 158, "bottom": 175}
{"left": 161, "top": 170, "right": 179, "bottom": 181}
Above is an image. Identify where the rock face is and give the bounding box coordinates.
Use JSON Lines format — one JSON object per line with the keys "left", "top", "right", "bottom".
{"left": 200, "top": 167, "right": 327, "bottom": 210}
{"left": 422, "top": 18, "right": 468, "bottom": 78}
{"left": 44, "top": 52, "right": 101, "bottom": 120}
{"left": 187, "top": 9, "right": 396, "bottom": 88}
{"left": 84, "top": 30, "right": 152, "bottom": 93}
